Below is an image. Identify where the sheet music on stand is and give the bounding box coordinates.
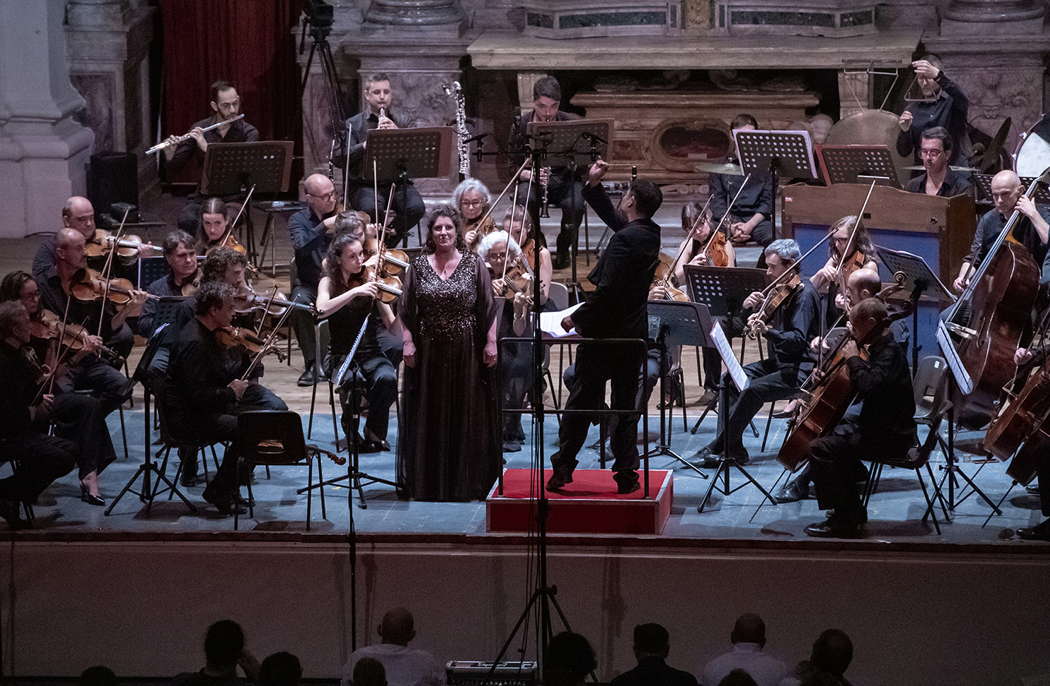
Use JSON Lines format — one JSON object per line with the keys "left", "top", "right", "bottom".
{"left": 974, "top": 173, "right": 1050, "bottom": 204}
{"left": 647, "top": 300, "right": 748, "bottom": 392}
{"left": 525, "top": 119, "right": 614, "bottom": 167}
{"left": 875, "top": 246, "right": 956, "bottom": 304}
{"left": 364, "top": 126, "right": 456, "bottom": 182}
{"left": 817, "top": 144, "right": 901, "bottom": 187}
{"left": 734, "top": 129, "right": 818, "bottom": 180}
{"left": 201, "top": 141, "right": 293, "bottom": 196}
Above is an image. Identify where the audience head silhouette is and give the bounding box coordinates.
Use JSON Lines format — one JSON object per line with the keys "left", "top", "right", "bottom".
{"left": 632, "top": 623, "right": 670, "bottom": 659}
{"left": 352, "top": 657, "right": 387, "bottom": 686}
{"left": 378, "top": 607, "right": 415, "bottom": 646}
{"left": 204, "top": 619, "right": 245, "bottom": 672}
{"left": 544, "top": 631, "right": 597, "bottom": 686}
{"left": 79, "top": 666, "right": 117, "bottom": 686}
{"left": 718, "top": 669, "right": 758, "bottom": 686}
{"left": 259, "top": 651, "right": 302, "bottom": 686}
{"left": 810, "top": 629, "right": 853, "bottom": 677}
{"left": 730, "top": 613, "right": 766, "bottom": 648}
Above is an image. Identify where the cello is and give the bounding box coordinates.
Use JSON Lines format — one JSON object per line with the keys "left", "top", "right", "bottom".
{"left": 937, "top": 169, "right": 1048, "bottom": 425}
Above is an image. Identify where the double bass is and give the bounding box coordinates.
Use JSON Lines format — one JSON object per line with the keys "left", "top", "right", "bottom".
{"left": 984, "top": 344, "right": 1050, "bottom": 483}
{"left": 938, "top": 169, "right": 1048, "bottom": 425}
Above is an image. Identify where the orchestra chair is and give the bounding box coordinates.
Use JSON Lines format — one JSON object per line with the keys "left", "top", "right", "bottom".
{"left": 861, "top": 355, "right": 952, "bottom": 534}
{"left": 233, "top": 410, "right": 331, "bottom": 531}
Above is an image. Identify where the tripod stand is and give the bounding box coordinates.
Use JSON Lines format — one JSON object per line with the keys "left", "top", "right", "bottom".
{"left": 298, "top": 3, "right": 347, "bottom": 177}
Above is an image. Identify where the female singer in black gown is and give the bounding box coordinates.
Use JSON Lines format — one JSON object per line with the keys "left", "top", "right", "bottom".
{"left": 398, "top": 206, "right": 500, "bottom": 501}
{"left": 316, "top": 233, "right": 399, "bottom": 452}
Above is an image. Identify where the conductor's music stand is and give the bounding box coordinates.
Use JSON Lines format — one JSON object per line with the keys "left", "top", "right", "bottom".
{"left": 876, "top": 245, "right": 955, "bottom": 372}
{"left": 365, "top": 126, "right": 456, "bottom": 246}
{"left": 201, "top": 141, "right": 294, "bottom": 262}
{"left": 644, "top": 301, "right": 713, "bottom": 480}
{"left": 682, "top": 265, "right": 765, "bottom": 434}
{"left": 817, "top": 144, "right": 901, "bottom": 188}
{"left": 735, "top": 129, "right": 818, "bottom": 236}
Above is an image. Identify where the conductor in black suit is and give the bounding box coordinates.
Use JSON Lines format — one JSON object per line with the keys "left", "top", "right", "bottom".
{"left": 547, "top": 159, "right": 663, "bottom": 495}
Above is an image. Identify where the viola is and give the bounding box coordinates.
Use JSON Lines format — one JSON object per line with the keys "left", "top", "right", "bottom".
{"left": 703, "top": 228, "right": 731, "bottom": 268}
{"left": 70, "top": 267, "right": 152, "bottom": 314}
{"left": 30, "top": 309, "right": 123, "bottom": 366}
{"left": 84, "top": 229, "right": 161, "bottom": 266}
{"left": 746, "top": 272, "right": 803, "bottom": 339}
{"left": 215, "top": 326, "right": 287, "bottom": 364}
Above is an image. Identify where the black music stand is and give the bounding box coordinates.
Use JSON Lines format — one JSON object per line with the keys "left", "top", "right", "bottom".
{"left": 202, "top": 141, "right": 294, "bottom": 263}
{"left": 735, "top": 130, "right": 818, "bottom": 236}
{"left": 526, "top": 119, "right": 614, "bottom": 300}
{"left": 365, "top": 126, "right": 455, "bottom": 246}
{"left": 682, "top": 265, "right": 765, "bottom": 434}
{"left": 974, "top": 173, "right": 1050, "bottom": 205}
{"left": 644, "top": 301, "right": 712, "bottom": 479}
{"left": 876, "top": 245, "right": 955, "bottom": 372}
{"left": 817, "top": 144, "right": 901, "bottom": 188}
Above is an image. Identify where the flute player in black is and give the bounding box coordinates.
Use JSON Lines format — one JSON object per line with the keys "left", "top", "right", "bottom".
{"left": 546, "top": 159, "right": 663, "bottom": 495}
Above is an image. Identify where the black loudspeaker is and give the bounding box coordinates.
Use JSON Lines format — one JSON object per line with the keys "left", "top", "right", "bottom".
{"left": 87, "top": 152, "right": 138, "bottom": 222}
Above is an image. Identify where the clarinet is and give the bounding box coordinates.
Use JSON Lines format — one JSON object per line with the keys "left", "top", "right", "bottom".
{"left": 443, "top": 81, "right": 470, "bottom": 179}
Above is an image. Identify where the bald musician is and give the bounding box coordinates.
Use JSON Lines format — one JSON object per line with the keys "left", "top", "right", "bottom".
{"left": 32, "top": 196, "right": 96, "bottom": 281}
{"left": 904, "top": 127, "right": 972, "bottom": 198}
{"left": 953, "top": 170, "right": 1050, "bottom": 293}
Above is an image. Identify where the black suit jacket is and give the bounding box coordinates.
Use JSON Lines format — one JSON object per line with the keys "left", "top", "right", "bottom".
{"left": 164, "top": 318, "right": 238, "bottom": 436}
{"left": 573, "top": 184, "right": 661, "bottom": 340}
{"left": 610, "top": 656, "right": 698, "bottom": 686}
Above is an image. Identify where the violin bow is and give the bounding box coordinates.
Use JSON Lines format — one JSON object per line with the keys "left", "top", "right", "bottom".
{"left": 253, "top": 285, "right": 283, "bottom": 337}
{"left": 475, "top": 158, "right": 531, "bottom": 234}
{"left": 96, "top": 207, "right": 131, "bottom": 336}
{"left": 757, "top": 228, "right": 837, "bottom": 298}
{"left": 699, "top": 173, "right": 752, "bottom": 259}
{"left": 834, "top": 180, "right": 877, "bottom": 296}
{"left": 240, "top": 304, "right": 296, "bottom": 381}
{"left": 223, "top": 184, "right": 257, "bottom": 243}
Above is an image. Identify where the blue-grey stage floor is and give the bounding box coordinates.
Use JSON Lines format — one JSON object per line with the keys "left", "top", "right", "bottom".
{"left": 12, "top": 409, "right": 1049, "bottom": 550}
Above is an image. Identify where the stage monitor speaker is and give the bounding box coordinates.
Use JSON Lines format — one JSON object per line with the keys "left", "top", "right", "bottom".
{"left": 88, "top": 152, "right": 138, "bottom": 223}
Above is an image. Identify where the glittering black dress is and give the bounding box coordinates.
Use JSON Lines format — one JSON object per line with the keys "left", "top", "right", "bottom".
{"left": 397, "top": 252, "right": 499, "bottom": 501}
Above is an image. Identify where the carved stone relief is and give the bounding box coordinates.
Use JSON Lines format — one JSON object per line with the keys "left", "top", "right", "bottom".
{"left": 953, "top": 67, "right": 1044, "bottom": 153}
{"left": 71, "top": 73, "right": 114, "bottom": 152}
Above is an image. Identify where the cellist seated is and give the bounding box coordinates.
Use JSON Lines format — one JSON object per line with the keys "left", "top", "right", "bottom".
{"left": 1011, "top": 345, "right": 1050, "bottom": 542}
{"left": 690, "top": 239, "right": 820, "bottom": 467}
{"left": 804, "top": 298, "right": 916, "bottom": 539}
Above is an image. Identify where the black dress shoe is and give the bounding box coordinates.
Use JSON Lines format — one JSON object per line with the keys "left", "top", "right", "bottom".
{"left": 0, "top": 499, "right": 27, "bottom": 529}
{"left": 1017, "top": 518, "right": 1050, "bottom": 541}
{"left": 203, "top": 490, "right": 247, "bottom": 516}
{"left": 297, "top": 368, "right": 318, "bottom": 387}
{"left": 80, "top": 485, "right": 105, "bottom": 507}
{"left": 546, "top": 469, "right": 573, "bottom": 492}
{"left": 615, "top": 473, "right": 640, "bottom": 495}
{"left": 180, "top": 472, "right": 199, "bottom": 488}
{"left": 502, "top": 441, "right": 522, "bottom": 453}
{"left": 773, "top": 478, "right": 809, "bottom": 504}
{"left": 1025, "top": 484, "right": 1040, "bottom": 496}
{"left": 358, "top": 437, "right": 389, "bottom": 454}
{"left": 804, "top": 517, "right": 864, "bottom": 539}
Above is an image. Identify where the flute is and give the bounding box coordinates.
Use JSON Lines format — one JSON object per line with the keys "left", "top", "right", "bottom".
{"left": 146, "top": 114, "right": 246, "bottom": 155}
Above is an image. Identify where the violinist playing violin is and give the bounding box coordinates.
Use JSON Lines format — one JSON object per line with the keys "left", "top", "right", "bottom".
{"left": 691, "top": 239, "right": 819, "bottom": 468}
{"left": 316, "top": 233, "right": 399, "bottom": 453}
{"left": 479, "top": 230, "right": 534, "bottom": 453}
{"left": 138, "top": 231, "right": 199, "bottom": 339}
{"left": 165, "top": 281, "right": 276, "bottom": 515}
{"left": 288, "top": 173, "right": 342, "bottom": 386}
{"left": 1010, "top": 344, "right": 1050, "bottom": 541}
{"left": 0, "top": 273, "right": 118, "bottom": 508}
{"left": 674, "top": 200, "right": 736, "bottom": 405}
{"left": 455, "top": 178, "right": 497, "bottom": 252}
{"left": 804, "top": 298, "right": 915, "bottom": 538}
{"left": 196, "top": 197, "right": 236, "bottom": 255}
{"left": 0, "top": 301, "right": 77, "bottom": 528}
{"left": 32, "top": 197, "right": 151, "bottom": 282}
{"left": 809, "top": 216, "right": 879, "bottom": 331}
{"left": 502, "top": 208, "right": 553, "bottom": 308}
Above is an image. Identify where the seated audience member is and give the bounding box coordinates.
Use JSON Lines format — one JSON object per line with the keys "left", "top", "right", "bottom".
{"left": 259, "top": 652, "right": 302, "bottom": 686}
{"left": 171, "top": 619, "right": 260, "bottom": 686}
{"left": 700, "top": 614, "right": 787, "bottom": 686}
{"left": 341, "top": 607, "right": 445, "bottom": 686}
{"left": 719, "top": 671, "right": 759, "bottom": 686}
{"left": 545, "top": 631, "right": 597, "bottom": 686}
{"left": 779, "top": 629, "right": 853, "bottom": 686}
{"left": 611, "top": 623, "right": 697, "bottom": 686}
{"left": 80, "top": 665, "right": 118, "bottom": 686}
{"left": 353, "top": 657, "right": 388, "bottom": 686}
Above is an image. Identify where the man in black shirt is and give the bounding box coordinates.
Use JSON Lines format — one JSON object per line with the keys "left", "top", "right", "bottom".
{"left": 953, "top": 170, "right": 1049, "bottom": 292}
{"left": 164, "top": 80, "right": 259, "bottom": 236}
{"left": 710, "top": 113, "right": 775, "bottom": 252}
{"left": 693, "top": 239, "right": 819, "bottom": 466}
{"left": 508, "top": 76, "right": 585, "bottom": 269}
{"left": 334, "top": 73, "right": 425, "bottom": 247}
{"left": 1012, "top": 345, "right": 1050, "bottom": 541}
{"left": 547, "top": 159, "right": 662, "bottom": 495}
{"left": 905, "top": 127, "right": 973, "bottom": 197}
{"left": 897, "top": 58, "right": 969, "bottom": 164}
{"left": 611, "top": 623, "right": 696, "bottom": 686}
{"left": 137, "top": 230, "right": 199, "bottom": 339}
{"left": 0, "top": 301, "right": 78, "bottom": 527}
{"left": 805, "top": 298, "right": 916, "bottom": 538}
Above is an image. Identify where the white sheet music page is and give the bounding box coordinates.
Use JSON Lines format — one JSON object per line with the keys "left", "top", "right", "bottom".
{"left": 540, "top": 303, "right": 584, "bottom": 338}
{"left": 710, "top": 320, "right": 749, "bottom": 391}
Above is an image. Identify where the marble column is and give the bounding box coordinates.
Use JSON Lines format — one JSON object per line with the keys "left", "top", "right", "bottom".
{"left": 0, "top": 0, "right": 94, "bottom": 239}
{"left": 930, "top": 0, "right": 1048, "bottom": 153}
{"left": 65, "top": 0, "right": 156, "bottom": 195}
{"left": 364, "top": 0, "right": 465, "bottom": 28}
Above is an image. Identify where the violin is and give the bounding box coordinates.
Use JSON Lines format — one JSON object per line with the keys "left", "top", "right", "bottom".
{"left": 233, "top": 286, "right": 314, "bottom": 318}
{"left": 30, "top": 309, "right": 123, "bottom": 366}
{"left": 703, "top": 227, "right": 731, "bottom": 268}
{"left": 746, "top": 272, "right": 803, "bottom": 339}
{"left": 216, "top": 326, "right": 286, "bottom": 363}
{"left": 650, "top": 261, "right": 690, "bottom": 302}
{"left": 70, "top": 267, "right": 152, "bottom": 314}
{"left": 84, "top": 229, "right": 161, "bottom": 266}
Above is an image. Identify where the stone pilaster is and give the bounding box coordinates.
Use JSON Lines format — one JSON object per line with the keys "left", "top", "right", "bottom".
{"left": 0, "top": 0, "right": 94, "bottom": 238}
{"left": 364, "top": 0, "right": 465, "bottom": 31}
{"left": 66, "top": 0, "right": 156, "bottom": 195}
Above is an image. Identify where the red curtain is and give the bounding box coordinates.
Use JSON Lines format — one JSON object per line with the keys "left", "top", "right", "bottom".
{"left": 160, "top": 0, "right": 304, "bottom": 183}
